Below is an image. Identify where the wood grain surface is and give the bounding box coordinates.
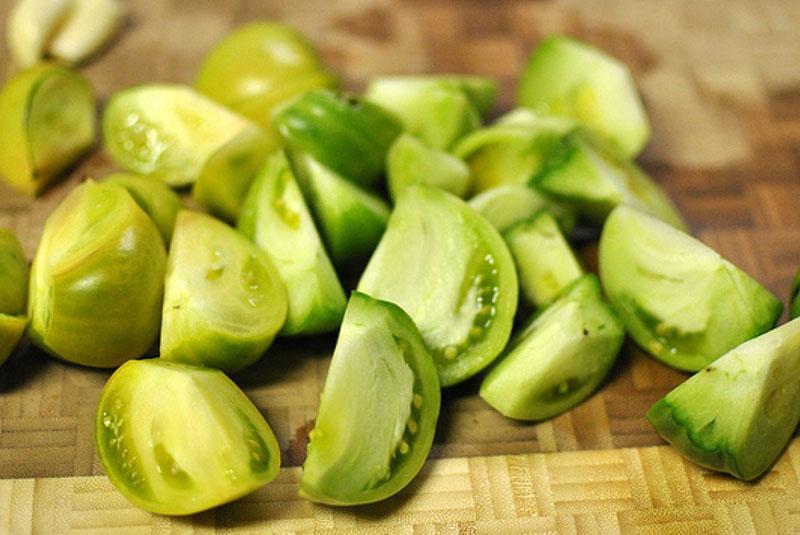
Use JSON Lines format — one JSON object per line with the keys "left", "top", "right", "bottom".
{"left": 1, "top": 0, "right": 800, "bottom": 532}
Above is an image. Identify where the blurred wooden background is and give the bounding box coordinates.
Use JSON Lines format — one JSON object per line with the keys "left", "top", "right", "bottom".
{"left": 1, "top": 0, "right": 800, "bottom": 532}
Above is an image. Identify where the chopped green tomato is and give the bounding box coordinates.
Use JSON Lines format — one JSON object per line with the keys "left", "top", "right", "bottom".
{"left": 273, "top": 90, "right": 402, "bottom": 188}
{"left": 102, "top": 173, "right": 183, "bottom": 245}
{"left": 6, "top": 0, "right": 71, "bottom": 67}
{"left": 468, "top": 184, "right": 576, "bottom": 235}
{"left": 599, "top": 206, "right": 782, "bottom": 372}
{"left": 517, "top": 35, "right": 650, "bottom": 158}
{"left": 103, "top": 85, "right": 272, "bottom": 221}
{"left": 161, "top": 211, "right": 287, "bottom": 373}
{"left": 505, "top": 210, "right": 584, "bottom": 308}
{"left": 647, "top": 317, "right": 800, "bottom": 481}
{"left": 290, "top": 153, "right": 390, "bottom": 268}
{"left": 0, "top": 229, "right": 28, "bottom": 315}
{"left": 28, "top": 180, "right": 166, "bottom": 368}
{"left": 790, "top": 270, "right": 800, "bottom": 320}
{"left": 453, "top": 109, "right": 575, "bottom": 193}
{"left": 301, "top": 292, "right": 440, "bottom": 505}
{"left": 0, "top": 64, "right": 95, "bottom": 195}
{"left": 47, "top": 0, "right": 126, "bottom": 64}
{"left": 533, "top": 130, "right": 687, "bottom": 229}
{"left": 387, "top": 134, "right": 471, "bottom": 201}
{"left": 364, "top": 77, "right": 482, "bottom": 149}
{"left": 195, "top": 21, "right": 336, "bottom": 136}
{"left": 238, "top": 151, "right": 346, "bottom": 335}
{"left": 358, "top": 185, "right": 518, "bottom": 386}
{"left": 480, "top": 275, "right": 623, "bottom": 420}
{"left": 0, "top": 314, "right": 27, "bottom": 368}
{"left": 95, "top": 359, "right": 281, "bottom": 515}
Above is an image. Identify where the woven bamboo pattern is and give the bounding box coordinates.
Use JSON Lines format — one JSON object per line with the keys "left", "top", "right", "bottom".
{"left": 1, "top": 0, "right": 800, "bottom": 531}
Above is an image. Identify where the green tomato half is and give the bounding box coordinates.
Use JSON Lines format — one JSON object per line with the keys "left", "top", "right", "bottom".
{"left": 301, "top": 292, "right": 440, "bottom": 505}
{"left": 95, "top": 359, "right": 281, "bottom": 515}
{"left": 28, "top": 180, "right": 166, "bottom": 368}
{"left": 358, "top": 185, "right": 518, "bottom": 386}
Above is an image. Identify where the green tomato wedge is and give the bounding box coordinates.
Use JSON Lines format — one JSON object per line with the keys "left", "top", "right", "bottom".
{"left": 358, "top": 185, "right": 518, "bottom": 386}
{"left": 599, "top": 206, "right": 782, "bottom": 372}
{"left": 160, "top": 211, "right": 287, "bottom": 373}
{"left": 453, "top": 109, "right": 575, "bottom": 193}
{"left": 300, "top": 292, "right": 441, "bottom": 505}
{"left": 0, "top": 314, "right": 27, "bottom": 368}
{"left": 647, "top": 317, "right": 800, "bottom": 481}
{"left": 103, "top": 84, "right": 272, "bottom": 221}
{"left": 364, "top": 76, "right": 485, "bottom": 150}
{"left": 0, "top": 228, "right": 28, "bottom": 315}
{"left": 195, "top": 21, "right": 336, "bottom": 135}
{"left": 102, "top": 173, "right": 183, "bottom": 245}
{"left": 790, "top": 270, "right": 800, "bottom": 320}
{"left": 28, "top": 180, "right": 166, "bottom": 368}
{"left": 480, "top": 275, "right": 624, "bottom": 421}
{"left": 0, "top": 64, "right": 95, "bottom": 195}
{"left": 386, "top": 134, "right": 471, "bottom": 201}
{"left": 238, "top": 151, "right": 346, "bottom": 335}
{"left": 532, "top": 129, "right": 687, "bottom": 230}
{"left": 95, "top": 359, "right": 281, "bottom": 515}
{"left": 505, "top": 210, "right": 584, "bottom": 308}
{"left": 273, "top": 89, "right": 402, "bottom": 189}
{"left": 517, "top": 35, "right": 650, "bottom": 158}
{"left": 468, "top": 184, "right": 576, "bottom": 235}
{"left": 290, "top": 152, "right": 390, "bottom": 269}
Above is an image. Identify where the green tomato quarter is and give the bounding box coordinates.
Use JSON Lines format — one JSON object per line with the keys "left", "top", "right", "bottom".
{"left": 386, "top": 133, "right": 472, "bottom": 201}
{"left": 28, "top": 180, "right": 167, "bottom": 367}
{"left": 160, "top": 211, "right": 287, "bottom": 373}
{"left": 95, "top": 359, "right": 281, "bottom": 515}
{"left": 358, "top": 185, "right": 518, "bottom": 386}
{"left": 273, "top": 89, "right": 402, "bottom": 189}
{"left": 301, "top": 292, "right": 441, "bottom": 505}
{"left": 195, "top": 21, "right": 336, "bottom": 131}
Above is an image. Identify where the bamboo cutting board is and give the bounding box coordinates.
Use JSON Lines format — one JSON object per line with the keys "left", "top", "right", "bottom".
{"left": 1, "top": 0, "right": 800, "bottom": 532}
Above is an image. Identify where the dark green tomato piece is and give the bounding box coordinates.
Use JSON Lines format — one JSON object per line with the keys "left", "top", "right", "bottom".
{"left": 0, "top": 228, "right": 28, "bottom": 315}
{"left": 238, "top": 150, "right": 346, "bottom": 336}
{"left": 599, "top": 206, "right": 782, "bottom": 372}
{"left": 160, "top": 211, "right": 287, "bottom": 373}
{"left": 358, "top": 185, "right": 518, "bottom": 387}
{"left": 28, "top": 180, "right": 166, "bottom": 367}
{"left": 790, "top": 270, "right": 800, "bottom": 320}
{"left": 95, "top": 359, "right": 281, "bottom": 515}
{"left": 300, "top": 292, "right": 440, "bottom": 505}
{"left": 480, "top": 275, "right": 624, "bottom": 420}
{"left": 273, "top": 89, "right": 402, "bottom": 188}
{"left": 647, "top": 317, "right": 800, "bottom": 481}
{"left": 102, "top": 173, "right": 183, "bottom": 245}
{"left": 0, "top": 313, "right": 27, "bottom": 368}
{"left": 290, "top": 152, "right": 389, "bottom": 269}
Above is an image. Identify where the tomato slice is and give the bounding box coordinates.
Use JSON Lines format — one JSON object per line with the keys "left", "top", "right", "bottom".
{"left": 95, "top": 359, "right": 280, "bottom": 515}
{"left": 358, "top": 185, "right": 518, "bottom": 386}
{"left": 301, "top": 292, "right": 440, "bottom": 505}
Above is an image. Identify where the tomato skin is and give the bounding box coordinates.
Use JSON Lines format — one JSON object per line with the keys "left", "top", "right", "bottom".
{"left": 195, "top": 22, "right": 337, "bottom": 130}
{"left": 300, "top": 292, "right": 441, "bottom": 505}
{"left": 95, "top": 359, "right": 281, "bottom": 516}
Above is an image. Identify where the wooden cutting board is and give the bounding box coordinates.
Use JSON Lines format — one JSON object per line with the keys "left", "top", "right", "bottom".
{"left": 1, "top": 0, "right": 800, "bottom": 532}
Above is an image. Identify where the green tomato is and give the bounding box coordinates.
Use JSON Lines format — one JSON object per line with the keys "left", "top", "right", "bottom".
{"left": 273, "top": 89, "right": 403, "bottom": 189}
{"left": 160, "top": 211, "right": 288, "bottom": 373}
{"left": 95, "top": 359, "right": 281, "bottom": 515}
{"left": 0, "top": 314, "right": 27, "bottom": 368}
{"left": 0, "top": 228, "right": 28, "bottom": 315}
{"left": 790, "top": 270, "right": 800, "bottom": 320}
{"left": 28, "top": 180, "right": 167, "bottom": 368}
{"left": 102, "top": 173, "right": 184, "bottom": 245}
{"left": 301, "top": 292, "right": 440, "bottom": 505}
{"left": 358, "top": 185, "right": 518, "bottom": 386}
{"left": 195, "top": 22, "right": 336, "bottom": 130}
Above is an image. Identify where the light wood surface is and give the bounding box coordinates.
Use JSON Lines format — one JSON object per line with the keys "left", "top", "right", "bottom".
{"left": 1, "top": 0, "right": 800, "bottom": 532}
